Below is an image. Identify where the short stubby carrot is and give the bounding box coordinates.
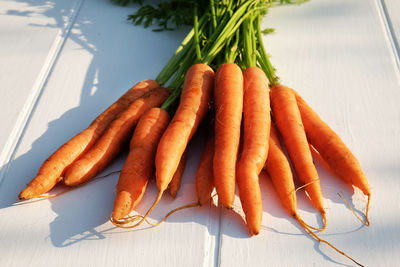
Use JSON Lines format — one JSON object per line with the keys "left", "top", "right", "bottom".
{"left": 196, "top": 133, "right": 215, "bottom": 206}
{"left": 19, "top": 79, "right": 159, "bottom": 200}
{"left": 112, "top": 108, "right": 170, "bottom": 221}
{"left": 63, "top": 87, "right": 170, "bottom": 186}
{"left": 236, "top": 66, "right": 270, "bottom": 235}
{"left": 169, "top": 152, "right": 188, "bottom": 199}
{"left": 270, "top": 84, "right": 325, "bottom": 218}
{"left": 155, "top": 63, "right": 214, "bottom": 193}
{"left": 294, "top": 91, "right": 371, "bottom": 224}
{"left": 213, "top": 63, "right": 243, "bottom": 209}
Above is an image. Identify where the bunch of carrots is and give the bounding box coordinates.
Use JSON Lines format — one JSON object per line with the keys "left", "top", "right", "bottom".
{"left": 19, "top": 1, "right": 370, "bottom": 266}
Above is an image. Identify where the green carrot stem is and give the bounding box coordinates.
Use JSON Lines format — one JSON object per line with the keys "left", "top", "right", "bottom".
{"left": 161, "top": 53, "right": 196, "bottom": 111}
{"left": 255, "top": 15, "right": 279, "bottom": 85}
{"left": 156, "top": 15, "right": 207, "bottom": 85}
{"left": 210, "top": 0, "right": 217, "bottom": 30}
{"left": 242, "top": 16, "right": 256, "bottom": 68}
{"left": 194, "top": 2, "right": 202, "bottom": 61}
{"left": 226, "top": 29, "right": 240, "bottom": 63}
{"left": 203, "top": 1, "right": 256, "bottom": 64}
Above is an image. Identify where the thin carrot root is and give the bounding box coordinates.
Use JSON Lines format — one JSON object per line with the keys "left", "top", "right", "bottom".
{"left": 338, "top": 193, "right": 370, "bottom": 226}
{"left": 111, "top": 193, "right": 219, "bottom": 229}
{"left": 147, "top": 202, "right": 200, "bottom": 227}
{"left": 111, "top": 202, "right": 199, "bottom": 228}
{"left": 294, "top": 214, "right": 364, "bottom": 267}
{"left": 296, "top": 212, "right": 327, "bottom": 232}
{"left": 110, "top": 214, "right": 145, "bottom": 227}
{"left": 294, "top": 180, "right": 327, "bottom": 231}
{"left": 143, "top": 194, "right": 218, "bottom": 227}
{"left": 112, "top": 190, "right": 165, "bottom": 229}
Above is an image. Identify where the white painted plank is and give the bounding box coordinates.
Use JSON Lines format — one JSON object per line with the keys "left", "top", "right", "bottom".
{"left": 0, "top": 0, "right": 218, "bottom": 266}
{"left": 0, "top": 0, "right": 82, "bottom": 180}
{"left": 2, "top": 0, "right": 400, "bottom": 266}
{"left": 381, "top": 0, "right": 400, "bottom": 64}
{"left": 219, "top": 0, "right": 400, "bottom": 266}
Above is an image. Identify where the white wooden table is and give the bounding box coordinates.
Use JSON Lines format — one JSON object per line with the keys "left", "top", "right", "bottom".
{"left": 1, "top": 0, "right": 399, "bottom": 266}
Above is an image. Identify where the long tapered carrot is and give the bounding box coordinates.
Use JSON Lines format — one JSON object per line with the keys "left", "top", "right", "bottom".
{"left": 148, "top": 130, "right": 216, "bottom": 226}
{"left": 169, "top": 152, "right": 188, "bottom": 199}
{"left": 19, "top": 80, "right": 159, "bottom": 200}
{"left": 122, "top": 63, "right": 214, "bottom": 228}
{"left": 263, "top": 123, "right": 363, "bottom": 266}
{"left": 270, "top": 84, "right": 326, "bottom": 222}
{"left": 264, "top": 122, "right": 297, "bottom": 216}
{"left": 236, "top": 66, "right": 270, "bottom": 235}
{"left": 111, "top": 108, "right": 170, "bottom": 221}
{"left": 63, "top": 87, "right": 170, "bottom": 186}
{"left": 264, "top": 122, "right": 321, "bottom": 229}
{"left": 213, "top": 62, "right": 243, "bottom": 209}
{"left": 113, "top": 125, "right": 217, "bottom": 229}
{"left": 294, "top": 91, "right": 371, "bottom": 225}
{"left": 155, "top": 63, "right": 214, "bottom": 192}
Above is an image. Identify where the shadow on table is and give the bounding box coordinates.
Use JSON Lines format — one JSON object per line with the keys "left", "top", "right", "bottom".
{"left": 0, "top": 0, "right": 191, "bottom": 248}
{"left": 0, "top": 0, "right": 385, "bottom": 260}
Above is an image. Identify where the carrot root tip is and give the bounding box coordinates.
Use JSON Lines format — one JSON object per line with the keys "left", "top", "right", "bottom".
{"left": 338, "top": 192, "right": 370, "bottom": 226}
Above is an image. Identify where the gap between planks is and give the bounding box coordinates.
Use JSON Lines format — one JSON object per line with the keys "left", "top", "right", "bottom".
{"left": 376, "top": 0, "right": 400, "bottom": 85}
{"left": 0, "top": 0, "right": 85, "bottom": 187}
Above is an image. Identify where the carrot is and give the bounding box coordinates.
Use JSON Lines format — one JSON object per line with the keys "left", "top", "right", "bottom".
{"left": 19, "top": 80, "right": 159, "bottom": 200}
{"left": 263, "top": 123, "right": 363, "bottom": 266}
{"left": 196, "top": 132, "right": 215, "bottom": 206}
{"left": 236, "top": 66, "right": 270, "bottom": 235}
{"left": 63, "top": 87, "right": 170, "bottom": 186}
{"left": 213, "top": 62, "right": 243, "bottom": 209}
{"left": 155, "top": 63, "right": 214, "bottom": 192}
{"left": 264, "top": 122, "right": 297, "bottom": 216}
{"left": 121, "top": 127, "right": 216, "bottom": 228}
{"left": 294, "top": 91, "right": 371, "bottom": 225}
{"left": 122, "top": 63, "right": 214, "bottom": 228}
{"left": 270, "top": 84, "right": 326, "bottom": 224}
{"left": 111, "top": 108, "right": 170, "bottom": 221}
{"left": 169, "top": 152, "right": 188, "bottom": 198}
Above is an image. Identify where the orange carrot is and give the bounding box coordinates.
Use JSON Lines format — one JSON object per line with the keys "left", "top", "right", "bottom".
{"left": 155, "top": 63, "right": 214, "bottom": 193}
{"left": 124, "top": 63, "right": 214, "bottom": 228}
{"left": 294, "top": 91, "right": 371, "bottom": 224}
{"left": 169, "top": 152, "right": 188, "bottom": 198}
{"left": 264, "top": 122, "right": 325, "bottom": 230}
{"left": 63, "top": 87, "right": 170, "bottom": 186}
{"left": 112, "top": 108, "right": 170, "bottom": 221}
{"left": 264, "top": 122, "right": 297, "bottom": 216}
{"left": 196, "top": 133, "right": 215, "bottom": 206}
{"left": 270, "top": 84, "right": 326, "bottom": 221}
{"left": 236, "top": 66, "right": 270, "bottom": 235}
{"left": 19, "top": 80, "right": 159, "bottom": 200}
{"left": 213, "top": 62, "right": 243, "bottom": 209}
{"left": 122, "top": 129, "right": 216, "bottom": 228}
{"left": 147, "top": 128, "right": 216, "bottom": 226}
{"left": 263, "top": 123, "right": 364, "bottom": 266}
